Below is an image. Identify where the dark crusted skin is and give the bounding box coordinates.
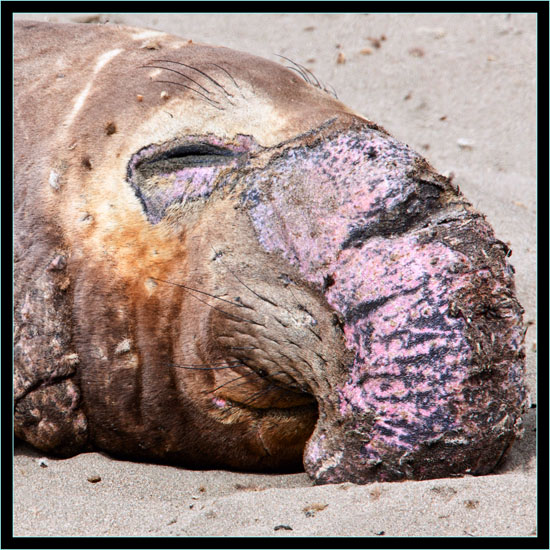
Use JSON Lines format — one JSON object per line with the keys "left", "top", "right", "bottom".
{"left": 14, "top": 21, "right": 526, "bottom": 483}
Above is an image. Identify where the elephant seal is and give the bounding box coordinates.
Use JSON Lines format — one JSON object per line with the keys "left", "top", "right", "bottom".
{"left": 14, "top": 21, "right": 527, "bottom": 484}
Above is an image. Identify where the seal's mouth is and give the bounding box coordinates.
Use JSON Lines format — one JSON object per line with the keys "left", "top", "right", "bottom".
{"left": 207, "top": 359, "right": 317, "bottom": 414}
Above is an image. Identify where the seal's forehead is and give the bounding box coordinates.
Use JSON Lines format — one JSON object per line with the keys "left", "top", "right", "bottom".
{"left": 124, "top": 40, "right": 350, "bottom": 148}
{"left": 17, "top": 21, "right": 357, "bottom": 150}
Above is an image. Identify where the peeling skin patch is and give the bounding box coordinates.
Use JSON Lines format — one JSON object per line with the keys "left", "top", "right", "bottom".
{"left": 115, "top": 339, "right": 131, "bottom": 355}
{"left": 243, "top": 129, "right": 422, "bottom": 281}
{"left": 145, "top": 278, "right": 158, "bottom": 294}
{"left": 147, "top": 68, "right": 163, "bottom": 79}
{"left": 48, "top": 170, "right": 60, "bottom": 190}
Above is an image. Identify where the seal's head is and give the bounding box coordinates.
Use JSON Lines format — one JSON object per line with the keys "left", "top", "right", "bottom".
{"left": 14, "top": 21, "right": 526, "bottom": 483}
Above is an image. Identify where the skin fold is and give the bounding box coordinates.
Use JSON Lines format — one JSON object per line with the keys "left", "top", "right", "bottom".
{"left": 14, "top": 21, "right": 526, "bottom": 484}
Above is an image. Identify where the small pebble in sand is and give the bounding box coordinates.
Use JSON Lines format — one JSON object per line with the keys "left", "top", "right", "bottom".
{"left": 87, "top": 475, "right": 101, "bottom": 483}
{"left": 457, "top": 138, "right": 475, "bottom": 150}
{"left": 37, "top": 458, "right": 49, "bottom": 468}
{"left": 416, "top": 26, "right": 446, "bottom": 39}
{"left": 336, "top": 52, "right": 346, "bottom": 64}
{"left": 408, "top": 47, "right": 425, "bottom": 57}
{"left": 303, "top": 503, "right": 328, "bottom": 517}
{"left": 360, "top": 47, "right": 373, "bottom": 55}
{"left": 367, "top": 36, "right": 383, "bottom": 49}
{"left": 274, "top": 524, "right": 293, "bottom": 531}
{"left": 370, "top": 487, "right": 382, "bottom": 500}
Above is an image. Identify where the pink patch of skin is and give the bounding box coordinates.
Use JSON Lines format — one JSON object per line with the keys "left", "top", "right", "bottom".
{"left": 247, "top": 131, "right": 419, "bottom": 283}
{"left": 244, "top": 124, "right": 524, "bottom": 476}
{"left": 212, "top": 396, "right": 227, "bottom": 408}
{"left": 327, "top": 238, "right": 474, "bottom": 454}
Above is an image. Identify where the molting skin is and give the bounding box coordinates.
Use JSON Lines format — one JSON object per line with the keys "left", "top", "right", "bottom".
{"left": 14, "top": 21, "right": 526, "bottom": 483}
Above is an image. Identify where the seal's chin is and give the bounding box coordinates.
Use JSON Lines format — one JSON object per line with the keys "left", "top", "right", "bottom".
{"left": 201, "top": 358, "right": 320, "bottom": 471}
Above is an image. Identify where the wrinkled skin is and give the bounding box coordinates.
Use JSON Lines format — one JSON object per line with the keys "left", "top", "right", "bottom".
{"left": 14, "top": 21, "right": 526, "bottom": 484}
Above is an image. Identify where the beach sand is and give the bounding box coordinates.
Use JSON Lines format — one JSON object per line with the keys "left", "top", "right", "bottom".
{"left": 13, "top": 12, "right": 537, "bottom": 538}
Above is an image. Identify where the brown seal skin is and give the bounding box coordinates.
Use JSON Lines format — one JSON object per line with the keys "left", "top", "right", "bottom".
{"left": 14, "top": 21, "right": 527, "bottom": 483}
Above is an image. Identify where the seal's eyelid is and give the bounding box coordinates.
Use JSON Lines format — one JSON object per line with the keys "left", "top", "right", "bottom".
{"left": 138, "top": 143, "right": 242, "bottom": 170}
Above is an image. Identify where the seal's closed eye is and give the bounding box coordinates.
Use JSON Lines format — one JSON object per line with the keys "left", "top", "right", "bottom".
{"left": 137, "top": 143, "right": 241, "bottom": 175}
{"left": 128, "top": 141, "right": 248, "bottom": 224}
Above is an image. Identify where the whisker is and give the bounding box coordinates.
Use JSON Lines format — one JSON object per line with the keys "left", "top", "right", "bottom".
{"left": 151, "top": 277, "right": 244, "bottom": 308}
{"left": 208, "top": 63, "right": 245, "bottom": 98}
{"left": 208, "top": 368, "right": 289, "bottom": 397}
{"left": 211, "top": 246, "right": 279, "bottom": 308}
{"left": 297, "top": 63, "right": 322, "bottom": 90}
{"left": 151, "top": 59, "right": 235, "bottom": 100}
{"left": 166, "top": 361, "right": 243, "bottom": 371}
{"left": 286, "top": 65, "right": 313, "bottom": 86}
{"left": 220, "top": 387, "right": 274, "bottom": 415}
{"left": 326, "top": 81, "right": 338, "bottom": 99}
{"left": 151, "top": 78, "right": 224, "bottom": 110}
{"left": 275, "top": 54, "right": 337, "bottom": 98}
{"left": 276, "top": 54, "right": 312, "bottom": 84}
{"left": 287, "top": 67, "right": 313, "bottom": 86}
{"left": 152, "top": 276, "right": 262, "bottom": 326}
{"left": 141, "top": 64, "right": 213, "bottom": 95}
{"left": 243, "top": 387, "right": 273, "bottom": 405}
{"left": 208, "top": 371, "right": 262, "bottom": 394}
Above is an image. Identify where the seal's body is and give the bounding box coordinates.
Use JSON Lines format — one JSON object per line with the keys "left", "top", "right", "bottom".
{"left": 14, "top": 21, "right": 526, "bottom": 483}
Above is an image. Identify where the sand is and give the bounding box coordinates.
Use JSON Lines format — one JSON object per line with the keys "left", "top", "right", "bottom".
{"left": 12, "top": 12, "right": 537, "bottom": 538}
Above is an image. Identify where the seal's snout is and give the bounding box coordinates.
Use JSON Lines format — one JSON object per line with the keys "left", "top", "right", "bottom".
{"left": 244, "top": 121, "right": 526, "bottom": 484}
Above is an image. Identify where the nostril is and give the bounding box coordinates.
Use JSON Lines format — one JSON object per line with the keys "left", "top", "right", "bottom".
{"left": 322, "top": 273, "right": 335, "bottom": 291}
